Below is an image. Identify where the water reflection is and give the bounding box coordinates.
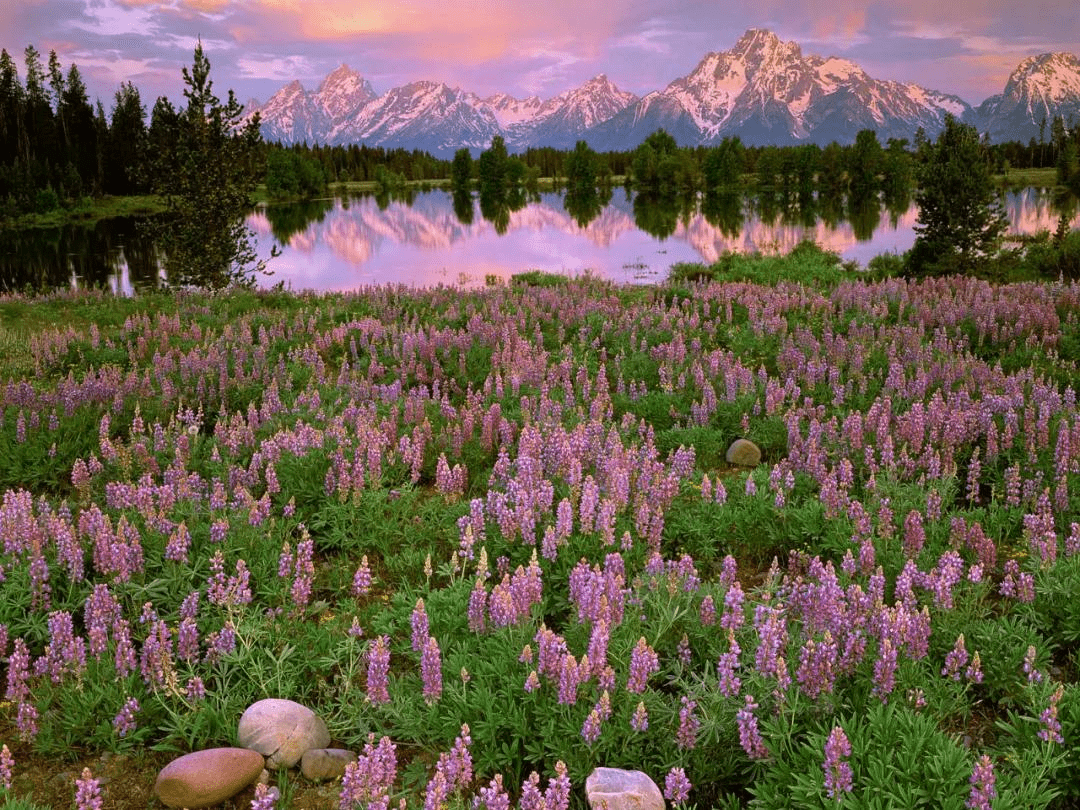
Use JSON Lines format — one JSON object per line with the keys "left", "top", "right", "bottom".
{"left": 3, "top": 188, "right": 1078, "bottom": 294}
{"left": 0, "top": 217, "right": 162, "bottom": 293}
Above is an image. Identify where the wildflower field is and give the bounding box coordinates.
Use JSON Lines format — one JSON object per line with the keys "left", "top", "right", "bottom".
{"left": 0, "top": 249, "right": 1079, "bottom": 809}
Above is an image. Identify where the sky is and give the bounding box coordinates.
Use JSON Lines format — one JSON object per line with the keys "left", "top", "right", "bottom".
{"left": 3, "top": 0, "right": 1078, "bottom": 112}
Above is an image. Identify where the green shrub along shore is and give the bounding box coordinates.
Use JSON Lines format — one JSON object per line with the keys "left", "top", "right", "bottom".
{"left": 1, "top": 244, "right": 1079, "bottom": 809}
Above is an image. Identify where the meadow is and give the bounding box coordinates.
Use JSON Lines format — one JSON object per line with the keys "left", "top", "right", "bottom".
{"left": 0, "top": 246, "right": 1078, "bottom": 809}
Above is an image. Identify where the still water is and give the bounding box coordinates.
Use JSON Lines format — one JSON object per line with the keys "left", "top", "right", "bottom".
{"left": 2, "top": 188, "right": 1078, "bottom": 293}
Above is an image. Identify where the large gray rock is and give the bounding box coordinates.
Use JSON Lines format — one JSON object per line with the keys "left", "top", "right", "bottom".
{"left": 726, "top": 438, "right": 761, "bottom": 467}
{"left": 301, "top": 748, "right": 358, "bottom": 781}
{"left": 154, "top": 747, "right": 264, "bottom": 808}
{"left": 237, "top": 698, "right": 331, "bottom": 769}
{"left": 585, "top": 767, "right": 665, "bottom": 810}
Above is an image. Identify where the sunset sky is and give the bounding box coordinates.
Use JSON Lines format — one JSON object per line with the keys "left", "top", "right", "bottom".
{"left": 4, "top": 0, "right": 1078, "bottom": 109}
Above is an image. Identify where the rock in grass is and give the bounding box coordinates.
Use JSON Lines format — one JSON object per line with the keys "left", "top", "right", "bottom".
{"left": 726, "top": 438, "right": 761, "bottom": 467}
{"left": 301, "top": 748, "right": 358, "bottom": 781}
{"left": 237, "top": 698, "right": 331, "bottom": 769}
{"left": 585, "top": 767, "right": 665, "bottom": 810}
{"left": 154, "top": 747, "right": 264, "bottom": 808}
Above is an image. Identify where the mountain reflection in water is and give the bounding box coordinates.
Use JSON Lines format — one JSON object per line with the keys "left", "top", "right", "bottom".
{"left": 2, "top": 188, "right": 1076, "bottom": 294}
{"left": 247, "top": 188, "right": 1079, "bottom": 291}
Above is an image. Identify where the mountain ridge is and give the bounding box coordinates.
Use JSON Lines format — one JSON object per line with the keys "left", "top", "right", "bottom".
{"left": 244, "top": 30, "right": 1080, "bottom": 155}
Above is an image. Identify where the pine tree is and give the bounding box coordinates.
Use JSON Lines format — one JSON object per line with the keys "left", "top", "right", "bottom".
{"left": 105, "top": 82, "right": 147, "bottom": 195}
{"left": 146, "top": 41, "right": 269, "bottom": 288}
{"left": 908, "top": 115, "right": 1007, "bottom": 275}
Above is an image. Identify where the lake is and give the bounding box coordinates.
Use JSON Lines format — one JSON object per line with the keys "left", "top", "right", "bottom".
{"left": 2, "top": 187, "right": 1078, "bottom": 293}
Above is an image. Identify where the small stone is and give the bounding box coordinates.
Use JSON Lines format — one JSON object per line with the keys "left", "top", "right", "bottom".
{"left": 301, "top": 748, "right": 358, "bottom": 781}
{"left": 585, "top": 767, "right": 665, "bottom": 810}
{"left": 154, "top": 747, "right": 264, "bottom": 809}
{"left": 726, "top": 438, "right": 761, "bottom": 467}
{"left": 237, "top": 698, "right": 331, "bottom": 769}
{"left": 257, "top": 769, "right": 271, "bottom": 785}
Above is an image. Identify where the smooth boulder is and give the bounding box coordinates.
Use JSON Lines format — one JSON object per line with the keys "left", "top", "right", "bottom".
{"left": 301, "top": 748, "right": 358, "bottom": 781}
{"left": 585, "top": 767, "right": 665, "bottom": 810}
{"left": 237, "top": 698, "right": 331, "bottom": 769}
{"left": 154, "top": 747, "right": 264, "bottom": 809}
{"left": 726, "top": 438, "right": 761, "bottom": 467}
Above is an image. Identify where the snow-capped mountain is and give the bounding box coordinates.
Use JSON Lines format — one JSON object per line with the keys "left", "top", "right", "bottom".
{"left": 244, "top": 31, "right": 1080, "bottom": 154}
{"left": 584, "top": 29, "right": 973, "bottom": 148}
{"left": 327, "top": 81, "right": 502, "bottom": 155}
{"left": 249, "top": 65, "right": 376, "bottom": 144}
{"left": 504, "top": 75, "right": 639, "bottom": 149}
{"left": 976, "top": 52, "right": 1080, "bottom": 142}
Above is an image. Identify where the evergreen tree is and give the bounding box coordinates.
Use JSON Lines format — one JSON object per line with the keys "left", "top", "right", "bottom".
{"left": 563, "top": 140, "right": 598, "bottom": 196}
{"left": 58, "top": 63, "right": 99, "bottom": 195}
{"left": 477, "top": 135, "right": 508, "bottom": 196}
{"left": 146, "top": 41, "right": 269, "bottom": 288}
{"left": 703, "top": 137, "right": 744, "bottom": 190}
{"left": 451, "top": 148, "right": 472, "bottom": 191}
{"left": 105, "top": 82, "right": 147, "bottom": 195}
{"left": 908, "top": 115, "right": 1006, "bottom": 275}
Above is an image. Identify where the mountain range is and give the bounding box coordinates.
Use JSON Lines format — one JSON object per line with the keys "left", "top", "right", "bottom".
{"left": 244, "top": 28, "right": 1080, "bottom": 156}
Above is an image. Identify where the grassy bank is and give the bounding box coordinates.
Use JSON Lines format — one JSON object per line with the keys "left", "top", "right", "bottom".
{"left": 1, "top": 255, "right": 1079, "bottom": 809}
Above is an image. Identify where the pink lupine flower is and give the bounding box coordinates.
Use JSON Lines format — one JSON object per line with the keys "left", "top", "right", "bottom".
{"left": 113, "top": 697, "right": 139, "bottom": 737}
{"left": 967, "top": 755, "right": 996, "bottom": 810}
{"left": 74, "top": 768, "right": 103, "bottom": 810}
{"left": 1038, "top": 684, "right": 1064, "bottom": 744}
{"left": 366, "top": 636, "right": 391, "bottom": 705}
{"left": 823, "top": 726, "right": 853, "bottom": 799}
{"left": 420, "top": 635, "right": 442, "bottom": 703}
{"left": 627, "top": 637, "right": 659, "bottom": 693}
{"left": 352, "top": 555, "right": 373, "bottom": 598}
{"left": 736, "top": 695, "right": 769, "bottom": 760}
{"left": 631, "top": 701, "right": 649, "bottom": 732}
{"left": 0, "top": 744, "right": 12, "bottom": 790}
{"left": 664, "top": 767, "right": 692, "bottom": 804}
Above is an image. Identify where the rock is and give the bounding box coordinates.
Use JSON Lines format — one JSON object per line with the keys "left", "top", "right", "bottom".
{"left": 726, "top": 438, "right": 761, "bottom": 467}
{"left": 301, "top": 748, "right": 358, "bottom": 781}
{"left": 585, "top": 767, "right": 665, "bottom": 810}
{"left": 237, "top": 698, "right": 331, "bottom": 769}
{"left": 154, "top": 747, "right": 264, "bottom": 809}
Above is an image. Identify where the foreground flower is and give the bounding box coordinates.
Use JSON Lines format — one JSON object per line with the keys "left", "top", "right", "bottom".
{"left": 74, "top": 768, "right": 103, "bottom": 810}
{"left": 966, "top": 755, "right": 996, "bottom": 810}
{"left": 823, "top": 726, "right": 853, "bottom": 800}
{"left": 664, "top": 767, "right": 692, "bottom": 804}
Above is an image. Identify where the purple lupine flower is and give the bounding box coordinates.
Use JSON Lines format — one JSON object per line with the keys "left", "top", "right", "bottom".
{"left": 411, "top": 599, "right": 430, "bottom": 653}
{"left": 718, "top": 646, "right": 741, "bottom": 697}
{"left": 1038, "top": 684, "right": 1064, "bottom": 744}
{"left": 290, "top": 533, "right": 315, "bottom": 609}
{"left": 965, "top": 652, "right": 983, "bottom": 684}
{"left": 872, "top": 638, "right": 898, "bottom": 701}
{"left": 185, "top": 676, "right": 206, "bottom": 700}
{"left": 366, "top": 636, "right": 391, "bottom": 705}
{"left": 557, "top": 654, "right": 581, "bottom": 705}
{"left": 796, "top": 632, "right": 838, "bottom": 700}
{"left": 677, "top": 696, "right": 699, "bottom": 750}
{"left": 475, "top": 775, "right": 511, "bottom": 810}
{"left": 581, "top": 708, "right": 603, "bottom": 744}
{"left": 15, "top": 700, "right": 38, "bottom": 742}
{"left": 1024, "top": 645, "right": 1043, "bottom": 683}
{"left": 5, "top": 638, "right": 31, "bottom": 701}
{"left": 943, "top": 634, "right": 969, "bottom": 681}
{"left": 339, "top": 734, "right": 397, "bottom": 810}
{"left": 164, "top": 521, "right": 191, "bottom": 563}
{"left": 699, "top": 595, "right": 717, "bottom": 626}
{"left": 627, "top": 637, "right": 659, "bottom": 693}
{"left": 543, "top": 761, "right": 571, "bottom": 810}
{"left": 421, "top": 635, "right": 442, "bottom": 703}
{"left": 524, "top": 670, "right": 540, "bottom": 692}
{"left": 113, "top": 697, "right": 139, "bottom": 737}
{"left": 352, "top": 556, "right": 372, "bottom": 597}
{"left": 736, "top": 695, "right": 769, "bottom": 760}
{"left": 467, "top": 579, "right": 487, "bottom": 632}
{"left": 250, "top": 783, "right": 280, "bottom": 810}
{"left": 664, "top": 767, "right": 691, "bottom": 804}
{"left": 0, "top": 744, "right": 13, "bottom": 790}
{"left": 203, "top": 622, "right": 237, "bottom": 664}
{"left": 631, "top": 701, "right": 649, "bottom": 732}
{"left": 823, "top": 726, "right": 853, "bottom": 800}
{"left": 966, "top": 755, "right": 996, "bottom": 810}
{"left": 74, "top": 768, "right": 103, "bottom": 810}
